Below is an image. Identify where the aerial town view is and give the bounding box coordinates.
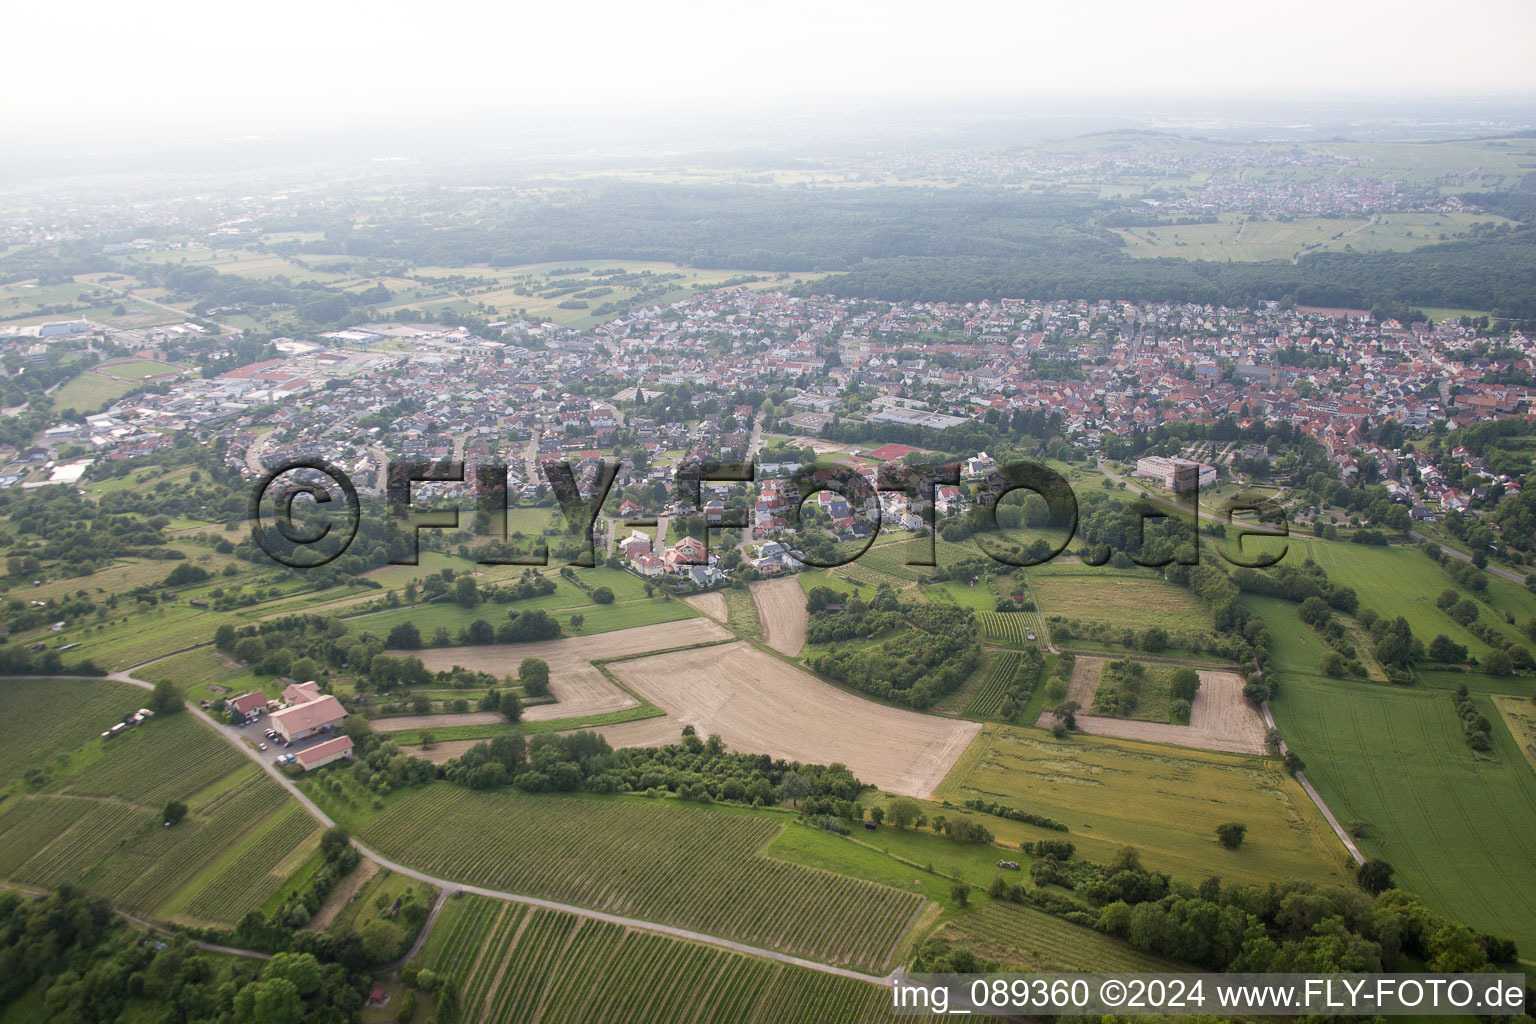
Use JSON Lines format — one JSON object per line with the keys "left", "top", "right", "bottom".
{"left": 2, "top": 1, "right": 1535, "bottom": 1022}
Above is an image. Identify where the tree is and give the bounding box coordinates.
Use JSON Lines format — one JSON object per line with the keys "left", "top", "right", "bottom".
{"left": 1169, "top": 667, "right": 1201, "bottom": 702}
{"left": 234, "top": 636, "right": 266, "bottom": 663}
{"left": 591, "top": 586, "right": 615, "bottom": 604}
{"left": 1215, "top": 822, "right": 1247, "bottom": 849}
{"left": 1482, "top": 649, "right": 1514, "bottom": 676}
{"left": 387, "top": 622, "right": 422, "bottom": 649}
{"left": 263, "top": 952, "right": 322, "bottom": 997}
{"left": 162, "top": 799, "right": 187, "bottom": 826}
{"left": 359, "top": 918, "right": 404, "bottom": 964}
{"left": 319, "top": 826, "right": 351, "bottom": 861}
{"left": 454, "top": 576, "right": 479, "bottom": 607}
{"left": 419, "top": 729, "right": 436, "bottom": 749}
{"left": 214, "top": 623, "right": 238, "bottom": 651}
{"left": 231, "top": 977, "right": 303, "bottom": 1024}
{"left": 950, "top": 883, "right": 971, "bottom": 907}
{"left": 149, "top": 680, "right": 182, "bottom": 716}
{"left": 1140, "top": 626, "right": 1169, "bottom": 652}
{"left": 887, "top": 797, "right": 921, "bottom": 829}
{"left": 289, "top": 656, "right": 320, "bottom": 682}
{"left": 1357, "top": 858, "right": 1394, "bottom": 895}
{"left": 869, "top": 806, "right": 884, "bottom": 826}
{"left": 1283, "top": 750, "right": 1305, "bottom": 776}
{"left": 776, "top": 771, "right": 811, "bottom": 806}
{"left": 519, "top": 658, "right": 550, "bottom": 697}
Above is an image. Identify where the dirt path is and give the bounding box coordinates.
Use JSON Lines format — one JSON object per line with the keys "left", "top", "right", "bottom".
{"left": 683, "top": 591, "right": 728, "bottom": 621}
{"left": 307, "top": 858, "right": 380, "bottom": 931}
{"left": 751, "top": 577, "right": 807, "bottom": 656}
{"left": 607, "top": 642, "right": 980, "bottom": 798}
{"left": 399, "top": 618, "right": 732, "bottom": 722}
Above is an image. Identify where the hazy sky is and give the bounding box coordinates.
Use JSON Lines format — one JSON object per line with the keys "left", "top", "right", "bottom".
{"left": 6, "top": 0, "right": 1535, "bottom": 137}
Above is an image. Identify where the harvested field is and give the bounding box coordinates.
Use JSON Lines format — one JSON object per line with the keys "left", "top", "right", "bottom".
{"left": 372, "top": 712, "right": 507, "bottom": 734}
{"left": 682, "top": 590, "right": 728, "bottom": 621}
{"left": 402, "top": 618, "right": 732, "bottom": 722}
{"left": 401, "top": 739, "right": 482, "bottom": 765}
{"left": 751, "top": 577, "right": 807, "bottom": 656}
{"left": 608, "top": 641, "right": 980, "bottom": 797}
{"left": 1037, "top": 657, "right": 1266, "bottom": 754}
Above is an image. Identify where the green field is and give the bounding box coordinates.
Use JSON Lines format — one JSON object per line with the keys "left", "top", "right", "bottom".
{"left": 1273, "top": 675, "right": 1536, "bottom": 953}
{"left": 1242, "top": 594, "right": 1331, "bottom": 674}
{"left": 417, "top": 894, "right": 929, "bottom": 1024}
{"left": 1029, "top": 572, "right": 1213, "bottom": 634}
{"left": 1115, "top": 212, "right": 1516, "bottom": 262}
{"left": 0, "top": 710, "right": 314, "bottom": 927}
{"left": 938, "top": 902, "right": 1178, "bottom": 972}
{"left": 936, "top": 725, "right": 1351, "bottom": 889}
{"left": 360, "top": 786, "right": 921, "bottom": 972}
{"left": 0, "top": 678, "right": 145, "bottom": 784}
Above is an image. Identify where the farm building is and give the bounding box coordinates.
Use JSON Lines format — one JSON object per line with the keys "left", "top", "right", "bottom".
{"left": 270, "top": 694, "right": 346, "bottom": 742}
{"left": 229, "top": 691, "right": 268, "bottom": 721}
{"left": 281, "top": 680, "right": 323, "bottom": 705}
{"left": 294, "top": 735, "right": 354, "bottom": 771}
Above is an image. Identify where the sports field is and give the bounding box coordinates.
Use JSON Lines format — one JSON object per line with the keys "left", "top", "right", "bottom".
{"left": 1273, "top": 675, "right": 1536, "bottom": 953}
{"left": 935, "top": 724, "right": 1350, "bottom": 888}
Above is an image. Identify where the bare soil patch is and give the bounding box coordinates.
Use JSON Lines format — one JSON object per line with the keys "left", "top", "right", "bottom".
{"left": 682, "top": 591, "right": 728, "bottom": 621}
{"left": 402, "top": 618, "right": 732, "bottom": 721}
{"left": 751, "top": 577, "right": 807, "bottom": 656}
{"left": 607, "top": 641, "right": 980, "bottom": 797}
{"left": 372, "top": 711, "right": 507, "bottom": 733}
{"left": 1037, "top": 657, "right": 1266, "bottom": 755}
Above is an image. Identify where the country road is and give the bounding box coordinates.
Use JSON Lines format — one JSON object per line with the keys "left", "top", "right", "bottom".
{"left": 1411, "top": 530, "right": 1527, "bottom": 585}
{"left": 80, "top": 665, "right": 900, "bottom": 985}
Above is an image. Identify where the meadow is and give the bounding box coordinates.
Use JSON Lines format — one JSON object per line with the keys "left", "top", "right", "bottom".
{"left": 1028, "top": 572, "right": 1213, "bottom": 634}
{"left": 418, "top": 894, "right": 924, "bottom": 1024}
{"left": 935, "top": 725, "right": 1351, "bottom": 889}
{"left": 1272, "top": 675, "right": 1536, "bottom": 953}
{"left": 359, "top": 786, "right": 922, "bottom": 972}
{"left": 1115, "top": 211, "right": 1515, "bottom": 262}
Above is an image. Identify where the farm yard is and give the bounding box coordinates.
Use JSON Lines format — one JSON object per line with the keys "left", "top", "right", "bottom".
{"left": 607, "top": 641, "right": 981, "bottom": 798}
{"left": 419, "top": 894, "right": 914, "bottom": 1024}
{"left": 359, "top": 787, "right": 924, "bottom": 973}
{"left": 936, "top": 724, "right": 1350, "bottom": 889}
{"left": 1273, "top": 675, "right": 1536, "bottom": 953}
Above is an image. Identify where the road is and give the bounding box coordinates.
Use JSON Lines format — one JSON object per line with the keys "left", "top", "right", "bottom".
{"left": 1259, "top": 702, "right": 1365, "bottom": 865}
{"left": 1411, "top": 530, "right": 1527, "bottom": 585}
{"left": 85, "top": 664, "right": 901, "bottom": 984}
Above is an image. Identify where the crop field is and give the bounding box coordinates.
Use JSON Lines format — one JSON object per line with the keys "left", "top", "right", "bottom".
{"left": 976, "top": 612, "right": 1038, "bottom": 648}
{"left": 361, "top": 786, "right": 922, "bottom": 972}
{"left": 1273, "top": 675, "right": 1536, "bottom": 953}
{"left": 0, "top": 678, "right": 144, "bottom": 784}
{"left": 419, "top": 894, "right": 922, "bottom": 1023}
{"left": 1241, "top": 594, "right": 1330, "bottom": 673}
{"left": 940, "top": 902, "right": 1178, "bottom": 972}
{"left": 59, "top": 714, "right": 248, "bottom": 805}
{"left": 752, "top": 577, "right": 807, "bottom": 656}
{"left": 0, "top": 701, "right": 310, "bottom": 927}
{"left": 609, "top": 641, "right": 980, "bottom": 798}
{"left": 963, "top": 650, "right": 1024, "bottom": 718}
{"left": 1114, "top": 211, "right": 1512, "bottom": 261}
{"left": 1283, "top": 538, "right": 1534, "bottom": 658}
{"left": 937, "top": 725, "right": 1350, "bottom": 888}
{"left": 1492, "top": 695, "right": 1536, "bottom": 775}
{"left": 1028, "top": 573, "right": 1212, "bottom": 633}
{"left": 177, "top": 804, "right": 319, "bottom": 924}
{"left": 406, "top": 618, "right": 731, "bottom": 722}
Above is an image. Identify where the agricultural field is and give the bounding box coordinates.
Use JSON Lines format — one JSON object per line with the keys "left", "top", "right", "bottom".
{"left": 418, "top": 894, "right": 925, "bottom": 1024}
{"left": 0, "top": 708, "right": 314, "bottom": 928}
{"left": 407, "top": 617, "right": 731, "bottom": 722}
{"left": 1028, "top": 572, "right": 1212, "bottom": 635}
{"left": 937, "top": 902, "right": 1179, "bottom": 972}
{"left": 936, "top": 724, "right": 1350, "bottom": 889}
{"left": 360, "top": 786, "right": 923, "bottom": 972}
{"left": 1241, "top": 594, "right": 1331, "bottom": 674}
{"left": 976, "top": 612, "right": 1039, "bottom": 648}
{"left": 0, "top": 678, "right": 145, "bottom": 784}
{"left": 751, "top": 576, "right": 807, "bottom": 656}
{"left": 1492, "top": 695, "right": 1536, "bottom": 775}
{"left": 1115, "top": 211, "right": 1514, "bottom": 262}
{"left": 962, "top": 650, "right": 1025, "bottom": 718}
{"left": 1273, "top": 675, "right": 1536, "bottom": 953}
{"left": 608, "top": 641, "right": 981, "bottom": 798}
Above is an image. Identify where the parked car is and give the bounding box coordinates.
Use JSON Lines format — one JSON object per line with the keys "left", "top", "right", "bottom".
{"left": 258, "top": 743, "right": 267, "bottom": 751}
